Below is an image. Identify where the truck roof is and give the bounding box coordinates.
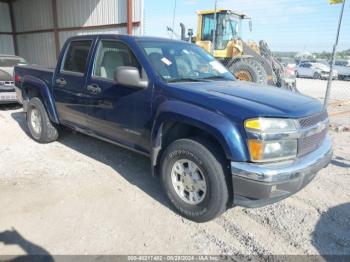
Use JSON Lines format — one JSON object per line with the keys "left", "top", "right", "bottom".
{"left": 66, "top": 34, "right": 187, "bottom": 44}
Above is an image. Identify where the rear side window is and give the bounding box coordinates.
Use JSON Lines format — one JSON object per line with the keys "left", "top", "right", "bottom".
{"left": 62, "top": 40, "right": 93, "bottom": 74}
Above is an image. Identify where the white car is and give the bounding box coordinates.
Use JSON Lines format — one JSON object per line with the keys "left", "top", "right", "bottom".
{"left": 334, "top": 60, "right": 350, "bottom": 80}
{"left": 296, "top": 62, "right": 338, "bottom": 80}
{"left": 0, "top": 55, "right": 27, "bottom": 104}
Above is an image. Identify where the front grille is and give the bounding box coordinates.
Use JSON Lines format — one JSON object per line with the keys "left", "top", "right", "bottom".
{"left": 298, "top": 111, "right": 328, "bottom": 128}
{"left": 0, "top": 80, "right": 14, "bottom": 86}
{"left": 298, "top": 127, "right": 327, "bottom": 156}
{"left": 0, "top": 81, "right": 15, "bottom": 91}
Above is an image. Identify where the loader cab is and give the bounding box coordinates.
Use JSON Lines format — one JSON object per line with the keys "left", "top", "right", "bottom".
{"left": 196, "top": 9, "right": 249, "bottom": 58}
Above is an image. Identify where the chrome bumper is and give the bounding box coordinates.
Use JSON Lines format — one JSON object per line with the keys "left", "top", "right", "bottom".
{"left": 0, "top": 91, "right": 18, "bottom": 104}
{"left": 231, "top": 136, "right": 333, "bottom": 207}
{"left": 14, "top": 85, "right": 24, "bottom": 105}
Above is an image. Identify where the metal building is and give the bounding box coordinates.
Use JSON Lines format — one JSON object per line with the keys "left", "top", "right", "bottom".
{"left": 0, "top": 0, "right": 144, "bottom": 67}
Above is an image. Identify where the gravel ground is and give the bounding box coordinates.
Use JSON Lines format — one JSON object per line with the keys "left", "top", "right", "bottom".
{"left": 296, "top": 78, "right": 350, "bottom": 102}
{"left": 297, "top": 78, "right": 350, "bottom": 127}
{"left": 0, "top": 79, "right": 349, "bottom": 256}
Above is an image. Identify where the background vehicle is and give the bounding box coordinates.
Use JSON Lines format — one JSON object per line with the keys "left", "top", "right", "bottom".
{"left": 284, "top": 64, "right": 297, "bottom": 89}
{"left": 0, "top": 55, "right": 27, "bottom": 104}
{"left": 296, "top": 62, "right": 338, "bottom": 80}
{"left": 334, "top": 60, "right": 350, "bottom": 80}
{"left": 180, "top": 9, "right": 295, "bottom": 91}
{"left": 14, "top": 35, "right": 332, "bottom": 222}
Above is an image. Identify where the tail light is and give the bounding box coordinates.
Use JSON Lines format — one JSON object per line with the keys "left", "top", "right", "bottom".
{"left": 15, "top": 74, "right": 21, "bottom": 82}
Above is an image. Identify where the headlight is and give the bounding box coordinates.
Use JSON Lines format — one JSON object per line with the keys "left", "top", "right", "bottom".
{"left": 247, "top": 139, "right": 297, "bottom": 162}
{"left": 245, "top": 118, "right": 298, "bottom": 162}
{"left": 245, "top": 118, "right": 297, "bottom": 133}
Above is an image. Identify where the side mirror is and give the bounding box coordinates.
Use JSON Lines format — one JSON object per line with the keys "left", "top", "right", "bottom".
{"left": 114, "top": 66, "right": 148, "bottom": 89}
{"left": 249, "top": 19, "right": 253, "bottom": 32}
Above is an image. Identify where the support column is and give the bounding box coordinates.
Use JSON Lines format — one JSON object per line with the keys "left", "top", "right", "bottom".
{"left": 127, "top": 0, "right": 133, "bottom": 35}
{"left": 8, "top": 0, "right": 18, "bottom": 55}
{"left": 52, "top": 0, "right": 60, "bottom": 59}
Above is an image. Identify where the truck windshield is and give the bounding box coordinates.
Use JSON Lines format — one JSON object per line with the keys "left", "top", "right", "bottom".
{"left": 138, "top": 40, "right": 235, "bottom": 83}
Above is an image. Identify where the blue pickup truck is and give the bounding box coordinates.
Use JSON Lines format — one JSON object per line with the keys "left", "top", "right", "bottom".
{"left": 14, "top": 35, "right": 332, "bottom": 222}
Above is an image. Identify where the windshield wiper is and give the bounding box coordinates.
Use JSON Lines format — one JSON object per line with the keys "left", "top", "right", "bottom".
{"left": 168, "top": 78, "right": 206, "bottom": 83}
{"left": 200, "top": 76, "right": 234, "bottom": 81}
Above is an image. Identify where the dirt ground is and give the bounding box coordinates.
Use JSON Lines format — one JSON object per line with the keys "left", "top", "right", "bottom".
{"left": 0, "top": 79, "right": 349, "bottom": 256}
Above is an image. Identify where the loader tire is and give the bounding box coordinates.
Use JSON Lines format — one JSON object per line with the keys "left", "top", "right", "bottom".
{"left": 229, "top": 59, "right": 268, "bottom": 85}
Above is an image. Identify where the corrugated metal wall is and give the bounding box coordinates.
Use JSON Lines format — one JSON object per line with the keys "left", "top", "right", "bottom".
{"left": 57, "top": 0, "right": 127, "bottom": 28}
{"left": 0, "top": 2, "right": 14, "bottom": 55}
{"left": 17, "top": 33, "right": 56, "bottom": 67}
{"left": 12, "top": 0, "right": 55, "bottom": 66}
{"left": 0, "top": 2, "right": 11, "bottom": 32}
{"left": 13, "top": 0, "right": 53, "bottom": 32}
{"left": 134, "top": 0, "right": 144, "bottom": 35}
{"left": 0, "top": 0, "right": 143, "bottom": 67}
{"left": 0, "top": 35, "right": 14, "bottom": 55}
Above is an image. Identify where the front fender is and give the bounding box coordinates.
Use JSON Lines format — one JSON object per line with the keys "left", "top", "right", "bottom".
{"left": 151, "top": 100, "right": 249, "bottom": 165}
{"left": 22, "top": 75, "right": 59, "bottom": 124}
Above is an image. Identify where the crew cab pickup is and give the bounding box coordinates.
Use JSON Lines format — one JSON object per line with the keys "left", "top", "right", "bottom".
{"left": 14, "top": 35, "right": 333, "bottom": 222}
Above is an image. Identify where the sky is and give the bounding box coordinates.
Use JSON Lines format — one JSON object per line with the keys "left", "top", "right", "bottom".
{"left": 144, "top": 0, "right": 349, "bottom": 52}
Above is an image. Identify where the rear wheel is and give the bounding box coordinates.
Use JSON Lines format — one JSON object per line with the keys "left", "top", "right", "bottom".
{"left": 27, "top": 97, "right": 59, "bottom": 143}
{"left": 229, "top": 59, "right": 268, "bottom": 85}
{"left": 160, "top": 138, "right": 230, "bottom": 222}
{"left": 313, "top": 72, "right": 321, "bottom": 80}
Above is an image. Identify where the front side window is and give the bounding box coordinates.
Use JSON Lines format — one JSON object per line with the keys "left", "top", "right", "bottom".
{"left": 62, "top": 40, "right": 93, "bottom": 74}
{"left": 139, "top": 40, "right": 234, "bottom": 83}
{"left": 93, "top": 40, "right": 141, "bottom": 80}
{"left": 335, "top": 61, "right": 348, "bottom": 67}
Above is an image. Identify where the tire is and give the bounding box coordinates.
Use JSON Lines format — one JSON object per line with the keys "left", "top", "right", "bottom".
{"left": 160, "top": 138, "right": 230, "bottom": 222}
{"left": 229, "top": 58, "right": 268, "bottom": 85}
{"left": 27, "top": 97, "right": 59, "bottom": 143}
{"left": 313, "top": 72, "right": 321, "bottom": 80}
{"left": 295, "top": 71, "right": 299, "bottom": 78}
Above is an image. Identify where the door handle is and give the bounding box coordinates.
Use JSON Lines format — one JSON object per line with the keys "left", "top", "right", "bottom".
{"left": 56, "top": 78, "right": 67, "bottom": 86}
{"left": 87, "top": 84, "right": 101, "bottom": 95}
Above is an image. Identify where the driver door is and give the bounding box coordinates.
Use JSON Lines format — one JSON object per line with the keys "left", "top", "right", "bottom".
{"left": 84, "top": 38, "right": 152, "bottom": 153}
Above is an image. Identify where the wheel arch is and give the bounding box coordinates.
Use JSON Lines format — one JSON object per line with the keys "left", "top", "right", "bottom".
{"left": 22, "top": 75, "right": 60, "bottom": 124}
{"left": 151, "top": 101, "right": 248, "bottom": 170}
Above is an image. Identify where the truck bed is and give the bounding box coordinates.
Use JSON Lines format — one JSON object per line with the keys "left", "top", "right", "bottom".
{"left": 14, "top": 65, "right": 55, "bottom": 104}
{"left": 15, "top": 65, "right": 55, "bottom": 86}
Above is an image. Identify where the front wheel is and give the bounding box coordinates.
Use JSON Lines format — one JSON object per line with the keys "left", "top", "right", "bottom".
{"left": 160, "top": 138, "right": 230, "bottom": 222}
{"left": 27, "top": 97, "right": 59, "bottom": 143}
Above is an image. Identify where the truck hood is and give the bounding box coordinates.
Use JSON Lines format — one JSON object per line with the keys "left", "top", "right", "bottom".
{"left": 167, "top": 80, "right": 323, "bottom": 122}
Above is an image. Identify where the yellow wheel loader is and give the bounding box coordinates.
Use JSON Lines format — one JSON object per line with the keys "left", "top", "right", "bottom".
{"left": 180, "top": 9, "right": 294, "bottom": 90}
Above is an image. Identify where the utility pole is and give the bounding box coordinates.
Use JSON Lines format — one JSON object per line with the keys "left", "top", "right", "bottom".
{"left": 211, "top": 0, "right": 218, "bottom": 55}
{"left": 171, "top": 0, "right": 177, "bottom": 39}
{"left": 324, "top": 0, "right": 346, "bottom": 108}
